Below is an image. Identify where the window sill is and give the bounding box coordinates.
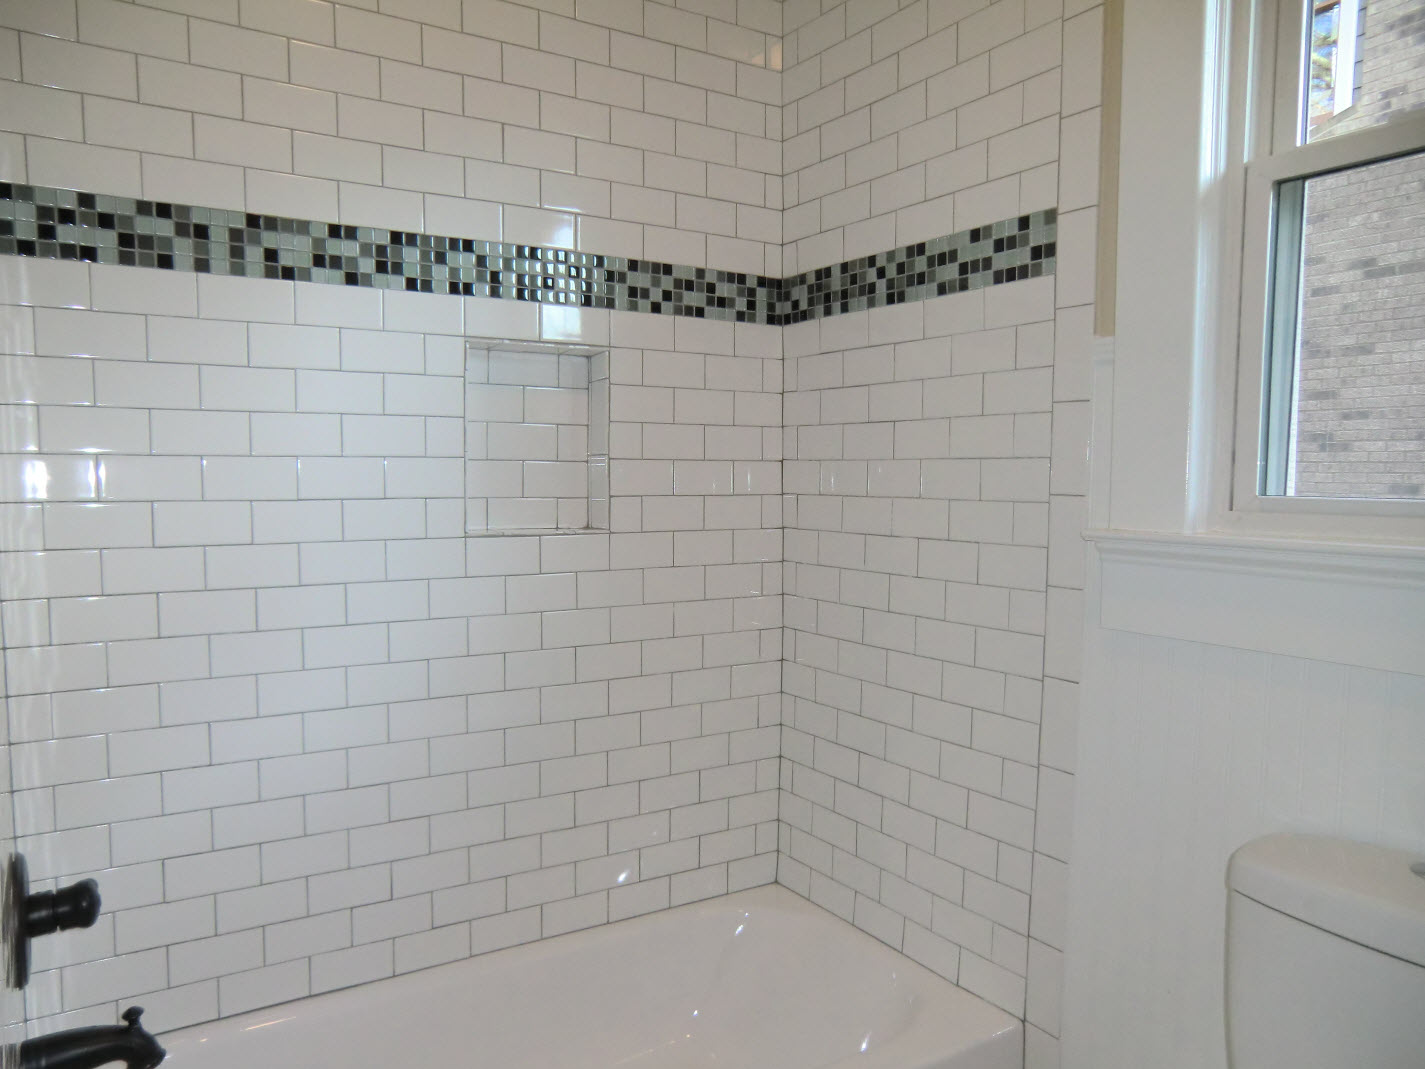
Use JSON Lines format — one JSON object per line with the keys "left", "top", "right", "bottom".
{"left": 1083, "top": 529, "right": 1425, "bottom": 674}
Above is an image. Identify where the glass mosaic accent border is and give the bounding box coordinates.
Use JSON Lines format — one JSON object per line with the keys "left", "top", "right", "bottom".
{"left": 777, "top": 212, "right": 1057, "bottom": 324}
{"left": 0, "top": 183, "right": 1055, "bottom": 327}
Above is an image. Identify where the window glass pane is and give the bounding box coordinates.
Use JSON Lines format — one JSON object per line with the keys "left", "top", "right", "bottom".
{"left": 1303, "top": 0, "right": 1425, "bottom": 143}
{"left": 1265, "top": 150, "right": 1425, "bottom": 498}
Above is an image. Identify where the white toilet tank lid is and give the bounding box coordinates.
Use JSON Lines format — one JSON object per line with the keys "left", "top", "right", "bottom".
{"left": 1228, "top": 833, "right": 1425, "bottom": 968}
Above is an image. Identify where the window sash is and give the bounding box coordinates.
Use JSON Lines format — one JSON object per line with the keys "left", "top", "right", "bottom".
{"left": 1227, "top": 3, "right": 1425, "bottom": 525}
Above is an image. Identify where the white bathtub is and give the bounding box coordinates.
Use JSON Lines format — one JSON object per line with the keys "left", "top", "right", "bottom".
{"left": 161, "top": 885, "right": 1022, "bottom": 1068}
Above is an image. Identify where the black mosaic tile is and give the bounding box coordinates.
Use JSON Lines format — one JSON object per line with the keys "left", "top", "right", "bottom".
{"left": 0, "top": 183, "right": 1056, "bottom": 326}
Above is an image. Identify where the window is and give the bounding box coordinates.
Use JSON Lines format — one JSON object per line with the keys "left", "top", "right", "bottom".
{"left": 1306, "top": 0, "right": 1359, "bottom": 138}
{"left": 1234, "top": 0, "right": 1425, "bottom": 518}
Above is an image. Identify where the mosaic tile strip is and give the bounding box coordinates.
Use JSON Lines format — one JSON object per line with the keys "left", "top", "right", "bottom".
{"left": 0, "top": 183, "right": 1055, "bottom": 327}
{"left": 776, "top": 212, "right": 1057, "bottom": 324}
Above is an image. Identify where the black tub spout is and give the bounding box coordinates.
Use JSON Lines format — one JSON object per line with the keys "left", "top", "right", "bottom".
{"left": 19, "top": 1007, "right": 165, "bottom": 1069}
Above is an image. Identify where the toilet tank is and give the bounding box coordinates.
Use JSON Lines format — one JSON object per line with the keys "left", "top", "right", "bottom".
{"left": 1226, "top": 834, "right": 1425, "bottom": 1069}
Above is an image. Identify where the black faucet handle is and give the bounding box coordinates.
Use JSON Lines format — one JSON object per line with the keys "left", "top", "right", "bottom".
{"left": 6, "top": 855, "right": 105, "bottom": 990}
{"left": 121, "top": 1008, "right": 145, "bottom": 1029}
{"left": 24, "top": 878, "right": 101, "bottom": 938}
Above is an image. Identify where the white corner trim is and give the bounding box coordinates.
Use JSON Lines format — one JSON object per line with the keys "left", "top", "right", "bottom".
{"left": 1084, "top": 529, "right": 1425, "bottom": 674}
{"left": 1088, "top": 336, "right": 1115, "bottom": 531}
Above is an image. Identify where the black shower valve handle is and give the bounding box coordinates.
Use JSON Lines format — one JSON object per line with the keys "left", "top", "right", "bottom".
{"left": 6, "top": 855, "right": 104, "bottom": 990}
{"left": 24, "top": 878, "right": 102, "bottom": 938}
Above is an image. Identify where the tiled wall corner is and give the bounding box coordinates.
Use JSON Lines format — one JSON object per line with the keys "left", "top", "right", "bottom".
{"left": 780, "top": 0, "right": 1066, "bottom": 275}
{"left": 776, "top": 7, "right": 1101, "bottom": 1069}
{"left": 0, "top": 0, "right": 1102, "bottom": 1052}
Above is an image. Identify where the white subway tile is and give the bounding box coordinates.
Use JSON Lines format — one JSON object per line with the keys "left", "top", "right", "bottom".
{"left": 289, "top": 40, "right": 378, "bottom": 96}
{"left": 83, "top": 97, "right": 192, "bottom": 158}
{"left": 380, "top": 57, "right": 460, "bottom": 112}
{"left": 336, "top": 7, "right": 420, "bottom": 63}
{"left": 295, "top": 281, "right": 383, "bottom": 330}
{"left": 198, "top": 275, "right": 295, "bottom": 325}
{"left": 338, "top": 181, "right": 424, "bottom": 231}
{"left": 21, "top": 31, "right": 137, "bottom": 99}
{"left": 246, "top": 170, "right": 339, "bottom": 222}
{"left": 200, "top": 366, "right": 295, "bottom": 412}
{"left": 422, "top": 25, "right": 499, "bottom": 75}
{"left": 28, "top": 138, "right": 142, "bottom": 200}
{"left": 139, "top": 56, "right": 242, "bottom": 118}
{"left": 238, "top": 0, "right": 333, "bottom": 46}
{"left": 142, "top": 154, "right": 246, "bottom": 209}
{"left": 146, "top": 315, "right": 244, "bottom": 367}
{"left": 151, "top": 500, "right": 251, "bottom": 547}
{"left": 1060, "top": 5, "right": 1102, "bottom": 116}
{"left": 189, "top": 18, "right": 287, "bottom": 79}
{"left": 244, "top": 76, "right": 337, "bottom": 135}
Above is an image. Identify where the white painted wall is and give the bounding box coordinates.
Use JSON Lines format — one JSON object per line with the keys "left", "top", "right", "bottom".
{"left": 1061, "top": 1, "right": 1425, "bottom": 1066}
{"left": 1065, "top": 591, "right": 1425, "bottom": 1069}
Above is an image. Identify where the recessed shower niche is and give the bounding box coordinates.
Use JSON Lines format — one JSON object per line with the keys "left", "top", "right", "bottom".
{"left": 464, "top": 339, "right": 610, "bottom": 534}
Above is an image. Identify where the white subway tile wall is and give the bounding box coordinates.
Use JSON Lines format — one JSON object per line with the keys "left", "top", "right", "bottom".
{"left": 776, "top": 5, "right": 1101, "bottom": 1068}
{"left": 0, "top": 0, "right": 785, "bottom": 276}
{"left": 2, "top": 263, "right": 783, "bottom": 1033}
{"left": 0, "top": 2, "right": 1103, "bottom": 1066}
{"left": 781, "top": 0, "right": 1068, "bottom": 274}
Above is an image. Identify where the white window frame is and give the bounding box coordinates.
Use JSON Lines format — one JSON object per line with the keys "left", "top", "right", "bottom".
{"left": 1221, "top": 0, "right": 1425, "bottom": 542}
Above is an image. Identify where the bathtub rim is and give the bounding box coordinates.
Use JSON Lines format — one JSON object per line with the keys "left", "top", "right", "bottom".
{"left": 158, "top": 881, "right": 1023, "bottom": 1068}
